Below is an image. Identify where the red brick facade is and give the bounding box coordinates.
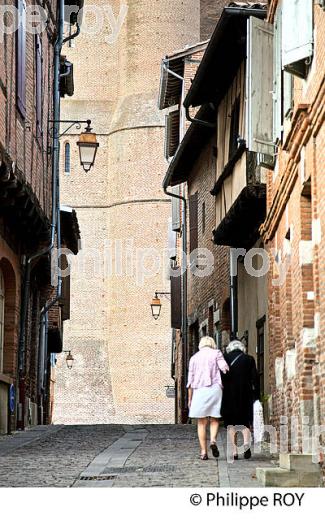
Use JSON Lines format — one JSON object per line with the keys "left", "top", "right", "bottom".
{"left": 0, "top": 1, "right": 79, "bottom": 433}
{"left": 262, "top": 2, "right": 325, "bottom": 466}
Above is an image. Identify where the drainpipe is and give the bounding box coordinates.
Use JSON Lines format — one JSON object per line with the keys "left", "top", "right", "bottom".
{"left": 162, "top": 61, "right": 189, "bottom": 421}
{"left": 230, "top": 248, "right": 238, "bottom": 340}
{"left": 37, "top": 14, "right": 81, "bottom": 426}
{"left": 185, "top": 105, "right": 216, "bottom": 128}
{"left": 163, "top": 179, "right": 188, "bottom": 421}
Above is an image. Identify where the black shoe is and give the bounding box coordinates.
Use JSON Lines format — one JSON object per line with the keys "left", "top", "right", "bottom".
{"left": 200, "top": 453, "right": 209, "bottom": 460}
{"left": 210, "top": 443, "right": 219, "bottom": 458}
{"left": 234, "top": 454, "right": 238, "bottom": 460}
{"left": 244, "top": 448, "right": 251, "bottom": 459}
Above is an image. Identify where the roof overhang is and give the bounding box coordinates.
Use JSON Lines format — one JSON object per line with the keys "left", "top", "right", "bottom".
{"left": 158, "top": 41, "right": 209, "bottom": 110}
{"left": 163, "top": 104, "right": 216, "bottom": 188}
{"left": 184, "top": 4, "right": 267, "bottom": 109}
{"left": 60, "top": 205, "right": 81, "bottom": 255}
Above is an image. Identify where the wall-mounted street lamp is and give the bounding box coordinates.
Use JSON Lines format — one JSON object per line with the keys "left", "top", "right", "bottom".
{"left": 150, "top": 291, "right": 171, "bottom": 320}
{"left": 63, "top": 350, "right": 74, "bottom": 369}
{"left": 50, "top": 119, "right": 99, "bottom": 172}
{"left": 77, "top": 120, "right": 99, "bottom": 172}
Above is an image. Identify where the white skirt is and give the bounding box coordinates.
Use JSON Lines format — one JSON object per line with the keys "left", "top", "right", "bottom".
{"left": 189, "top": 383, "right": 223, "bottom": 419}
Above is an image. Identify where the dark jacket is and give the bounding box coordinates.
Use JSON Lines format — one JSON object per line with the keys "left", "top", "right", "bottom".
{"left": 221, "top": 349, "right": 260, "bottom": 428}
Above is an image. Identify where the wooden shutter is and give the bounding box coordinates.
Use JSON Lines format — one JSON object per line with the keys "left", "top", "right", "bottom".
{"left": 282, "top": 0, "right": 313, "bottom": 75}
{"left": 171, "top": 185, "right": 181, "bottom": 232}
{"left": 35, "top": 34, "right": 42, "bottom": 132}
{"left": 170, "top": 269, "right": 181, "bottom": 330}
{"left": 273, "top": 7, "right": 282, "bottom": 142}
{"left": 246, "top": 17, "right": 274, "bottom": 156}
{"left": 17, "top": 0, "right": 26, "bottom": 117}
{"left": 189, "top": 192, "right": 198, "bottom": 253}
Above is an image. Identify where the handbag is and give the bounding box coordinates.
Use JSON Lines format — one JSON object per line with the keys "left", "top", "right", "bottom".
{"left": 253, "top": 400, "right": 264, "bottom": 443}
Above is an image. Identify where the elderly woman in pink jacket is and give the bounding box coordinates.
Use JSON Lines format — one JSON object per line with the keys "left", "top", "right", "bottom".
{"left": 187, "top": 336, "right": 229, "bottom": 460}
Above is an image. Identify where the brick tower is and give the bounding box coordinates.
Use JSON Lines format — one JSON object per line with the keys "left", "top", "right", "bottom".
{"left": 53, "top": 0, "right": 200, "bottom": 423}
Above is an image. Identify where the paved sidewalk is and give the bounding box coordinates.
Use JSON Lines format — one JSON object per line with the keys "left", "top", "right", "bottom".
{"left": 0, "top": 424, "right": 125, "bottom": 487}
{"left": 0, "top": 424, "right": 274, "bottom": 487}
{"left": 0, "top": 425, "right": 64, "bottom": 456}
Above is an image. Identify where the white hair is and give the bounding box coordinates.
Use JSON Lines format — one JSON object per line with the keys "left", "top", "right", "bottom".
{"left": 199, "top": 336, "right": 217, "bottom": 350}
{"left": 226, "top": 339, "right": 246, "bottom": 354}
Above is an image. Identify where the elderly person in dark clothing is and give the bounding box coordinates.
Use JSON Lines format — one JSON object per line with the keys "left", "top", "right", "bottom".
{"left": 221, "top": 339, "right": 260, "bottom": 460}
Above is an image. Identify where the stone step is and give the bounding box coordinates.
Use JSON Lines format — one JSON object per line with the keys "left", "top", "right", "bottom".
{"left": 279, "top": 453, "right": 319, "bottom": 473}
{"left": 256, "top": 467, "right": 321, "bottom": 487}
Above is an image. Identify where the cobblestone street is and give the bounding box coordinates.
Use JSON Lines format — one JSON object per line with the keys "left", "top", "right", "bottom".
{"left": 0, "top": 425, "right": 274, "bottom": 487}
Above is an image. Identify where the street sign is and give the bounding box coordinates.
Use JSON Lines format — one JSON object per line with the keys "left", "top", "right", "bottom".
{"left": 9, "top": 384, "right": 15, "bottom": 414}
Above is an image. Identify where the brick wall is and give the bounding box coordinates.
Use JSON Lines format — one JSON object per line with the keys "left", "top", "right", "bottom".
{"left": 0, "top": 0, "right": 56, "bottom": 221}
{"left": 0, "top": 0, "right": 60, "bottom": 429}
{"left": 187, "top": 135, "right": 230, "bottom": 347}
{"left": 264, "top": 2, "right": 325, "bottom": 468}
{"left": 54, "top": 0, "right": 202, "bottom": 425}
{"left": 200, "top": 0, "right": 231, "bottom": 40}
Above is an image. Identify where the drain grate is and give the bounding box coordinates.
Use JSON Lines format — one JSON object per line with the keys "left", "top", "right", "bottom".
{"left": 102, "top": 465, "right": 175, "bottom": 474}
{"left": 79, "top": 475, "right": 116, "bottom": 481}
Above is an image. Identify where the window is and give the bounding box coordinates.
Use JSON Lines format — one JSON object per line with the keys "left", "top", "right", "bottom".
{"left": 35, "top": 35, "right": 42, "bottom": 134}
{"left": 228, "top": 97, "right": 240, "bottom": 159}
{"left": 282, "top": 0, "right": 313, "bottom": 78}
{"left": 16, "top": 0, "right": 26, "bottom": 117}
{"left": 0, "top": 269, "right": 5, "bottom": 373}
{"left": 64, "top": 142, "right": 71, "bottom": 174}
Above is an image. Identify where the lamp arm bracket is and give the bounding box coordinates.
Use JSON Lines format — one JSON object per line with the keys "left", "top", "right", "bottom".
{"left": 49, "top": 119, "right": 92, "bottom": 139}
{"left": 155, "top": 291, "right": 171, "bottom": 301}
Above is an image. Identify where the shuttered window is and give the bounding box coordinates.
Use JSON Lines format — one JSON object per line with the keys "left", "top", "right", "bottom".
{"left": 189, "top": 192, "right": 198, "bottom": 253}
{"left": 35, "top": 34, "right": 42, "bottom": 133}
{"left": 282, "top": 0, "right": 313, "bottom": 78}
{"left": 246, "top": 17, "right": 274, "bottom": 156}
{"left": 165, "top": 111, "right": 180, "bottom": 160}
{"left": 170, "top": 270, "right": 181, "bottom": 330}
{"left": 16, "top": 0, "right": 26, "bottom": 117}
